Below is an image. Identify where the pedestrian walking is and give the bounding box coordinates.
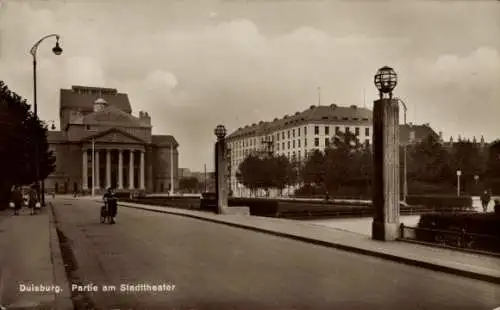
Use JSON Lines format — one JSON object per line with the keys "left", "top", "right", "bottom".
{"left": 28, "top": 185, "right": 39, "bottom": 215}
{"left": 103, "top": 187, "right": 118, "bottom": 224}
{"left": 10, "top": 186, "right": 23, "bottom": 216}
{"left": 480, "top": 189, "right": 491, "bottom": 213}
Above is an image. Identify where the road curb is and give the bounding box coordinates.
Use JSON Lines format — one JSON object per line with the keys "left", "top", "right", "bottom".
{"left": 48, "top": 203, "right": 73, "bottom": 310}
{"left": 120, "top": 203, "right": 500, "bottom": 285}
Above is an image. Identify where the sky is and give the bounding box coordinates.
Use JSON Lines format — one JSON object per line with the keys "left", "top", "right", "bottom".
{"left": 0, "top": 0, "right": 499, "bottom": 171}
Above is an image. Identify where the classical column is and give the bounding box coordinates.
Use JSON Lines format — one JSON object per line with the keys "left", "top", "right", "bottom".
{"left": 106, "top": 149, "right": 111, "bottom": 189}
{"left": 118, "top": 150, "right": 123, "bottom": 189}
{"left": 140, "top": 150, "right": 145, "bottom": 189}
{"left": 82, "top": 149, "right": 88, "bottom": 190}
{"left": 95, "top": 150, "right": 100, "bottom": 189}
{"left": 129, "top": 150, "right": 135, "bottom": 189}
{"left": 372, "top": 98, "right": 400, "bottom": 241}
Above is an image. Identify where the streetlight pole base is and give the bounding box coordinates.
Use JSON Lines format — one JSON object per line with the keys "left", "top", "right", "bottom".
{"left": 372, "top": 221, "right": 400, "bottom": 241}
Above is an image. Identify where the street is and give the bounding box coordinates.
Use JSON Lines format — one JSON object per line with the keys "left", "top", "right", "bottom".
{"left": 52, "top": 198, "right": 500, "bottom": 309}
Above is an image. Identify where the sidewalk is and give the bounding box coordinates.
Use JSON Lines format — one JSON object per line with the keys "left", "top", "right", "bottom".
{"left": 0, "top": 207, "right": 72, "bottom": 310}
{"left": 114, "top": 200, "right": 500, "bottom": 285}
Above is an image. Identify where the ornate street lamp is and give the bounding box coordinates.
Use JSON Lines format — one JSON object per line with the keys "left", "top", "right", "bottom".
{"left": 214, "top": 124, "right": 228, "bottom": 213}
{"left": 372, "top": 65, "right": 400, "bottom": 242}
{"left": 30, "top": 34, "right": 63, "bottom": 206}
{"left": 374, "top": 66, "right": 398, "bottom": 99}
{"left": 214, "top": 124, "right": 227, "bottom": 140}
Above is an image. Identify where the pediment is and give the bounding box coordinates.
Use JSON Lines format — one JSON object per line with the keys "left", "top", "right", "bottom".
{"left": 86, "top": 129, "right": 144, "bottom": 144}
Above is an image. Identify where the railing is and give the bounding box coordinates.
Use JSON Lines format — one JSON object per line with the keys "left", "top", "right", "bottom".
{"left": 400, "top": 223, "right": 500, "bottom": 255}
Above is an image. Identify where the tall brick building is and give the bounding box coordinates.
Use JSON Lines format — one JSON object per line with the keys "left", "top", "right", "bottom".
{"left": 46, "top": 85, "right": 179, "bottom": 194}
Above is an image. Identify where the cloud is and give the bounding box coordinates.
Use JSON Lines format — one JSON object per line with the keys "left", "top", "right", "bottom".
{"left": 0, "top": 1, "right": 498, "bottom": 170}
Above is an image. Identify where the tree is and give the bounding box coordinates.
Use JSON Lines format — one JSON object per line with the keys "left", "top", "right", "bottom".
{"left": 179, "top": 176, "right": 200, "bottom": 193}
{"left": 300, "top": 149, "right": 326, "bottom": 188}
{"left": 408, "top": 134, "right": 451, "bottom": 183}
{"left": 236, "top": 154, "right": 262, "bottom": 196}
{"left": 0, "top": 81, "right": 55, "bottom": 208}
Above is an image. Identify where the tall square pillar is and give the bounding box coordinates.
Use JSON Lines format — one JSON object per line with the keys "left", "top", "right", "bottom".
{"left": 372, "top": 98, "right": 400, "bottom": 241}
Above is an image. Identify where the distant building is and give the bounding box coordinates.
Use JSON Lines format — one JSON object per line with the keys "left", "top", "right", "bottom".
{"left": 46, "top": 85, "right": 179, "bottom": 194}
{"left": 226, "top": 104, "right": 372, "bottom": 196}
{"left": 226, "top": 103, "right": 449, "bottom": 197}
{"left": 399, "top": 123, "right": 440, "bottom": 145}
{"left": 178, "top": 168, "right": 192, "bottom": 179}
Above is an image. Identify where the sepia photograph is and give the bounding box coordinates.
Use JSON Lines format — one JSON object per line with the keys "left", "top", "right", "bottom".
{"left": 0, "top": 0, "right": 499, "bottom": 309}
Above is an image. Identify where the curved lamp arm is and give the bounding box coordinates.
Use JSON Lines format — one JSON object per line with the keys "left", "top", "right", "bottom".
{"left": 395, "top": 97, "right": 408, "bottom": 125}
{"left": 30, "top": 34, "right": 60, "bottom": 57}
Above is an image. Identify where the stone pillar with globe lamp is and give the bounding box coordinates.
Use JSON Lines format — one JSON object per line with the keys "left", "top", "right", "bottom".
{"left": 372, "top": 66, "right": 401, "bottom": 241}
{"left": 457, "top": 170, "right": 462, "bottom": 197}
{"left": 214, "top": 125, "right": 229, "bottom": 214}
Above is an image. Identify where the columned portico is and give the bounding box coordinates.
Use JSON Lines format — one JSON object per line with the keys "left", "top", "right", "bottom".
{"left": 140, "top": 151, "right": 145, "bottom": 189}
{"left": 95, "top": 150, "right": 100, "bottom": 189}
{"left": 106, "top": 149, "right": 111, "bottom": 189}
{"left": 82, "top": 146, "right": 146, "bottom": 192}
{"left": 82, "top": 150, "right": 88, "bottom": 190}
{"left": 118, "top": 150, "right": 123, "bottom": 189}
{"left": 129, "top": 150, "right": 135, "bottom": 189}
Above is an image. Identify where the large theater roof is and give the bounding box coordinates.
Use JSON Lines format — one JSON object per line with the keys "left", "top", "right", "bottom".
{"left": 60, "top": 85, "right": 132, "bottom": 113}
{"left": 82, "top": 105, "right": 143, "bottom": 127}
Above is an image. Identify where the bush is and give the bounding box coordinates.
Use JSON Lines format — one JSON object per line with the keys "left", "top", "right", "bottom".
{"left": 417, "top": 213, "right": 500, "bottom": 253}
{"left": 406, "top": 195, "right": 472, "bottom": 210}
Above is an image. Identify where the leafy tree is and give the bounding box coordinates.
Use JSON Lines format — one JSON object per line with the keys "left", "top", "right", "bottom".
{"left": 300, "top": 149, "right": 326, "bottom": 187}
{"left": 407, "top": 134, "right": 451, "bottom": 183}
{"left": 0, "top": 81, "right": 55, "bottom": 208}
{"left": 485, "top": 140, "right": 500, "bottom": 179}
{"left": 236, "top": 154, "right": 261, "bottom": 196}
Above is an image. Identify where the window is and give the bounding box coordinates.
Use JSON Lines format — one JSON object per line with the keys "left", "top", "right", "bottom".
{"left": 314, "top": 126, "right": 319, "bottom": 135}
{"left": 346, "top": 127, "right": 350, "bottom": 133}
{"left": 325, "top": 126, "right": 329, "bottom": 135}
{"left": 288, "top": 130, "right": 290, "bottom": 139}
{"left": 293, "top": 129, "right": 296, "bottom": 138}
{"left": 325, "top": 138, "right": 329, "bottom": 147}
{"left": 288, "top": 152, "right": 290, "bottom": 158}
{"left": 282, "top": 132, "right": 285, "bottom": 139}
{"left": 282, "top": 142, "right": 285, "bottom": 149}
{"left": 315, "top": 138, "right": 319, "bottom": 147}
{"left": 304, "top": 126, "right": 307, "bottom": 135}
{"left": 287, "top": 141, "right": 290, "bottom": 149}
{"left": 355, "top": 127, "right": 360, "bottom": 136}
{"left": 365, "top": 139, "right": 370, "bottom": 147}
{"left": 335, "top": 126, "right": 340, "bottom": 134}
{"left": 305, "top": 138, "right": 307, "bottom": 147}
{"left": 276, "top": 133, "right": 280, "bottom": 141}
{"left": 298, "top": 139, "right": 301, "bottom": 148}
{"left": 298, "top": 150, "right": 301, "bottom": 159}
{"left": 277, "top": 144, "right": 280, "bottom": 151}
{"left": 293, "top": 140, "right": 295, "bottom": 148}
{"left": 298, "top": 128, "right": 301, "bottom": 136}
{"left": 292, "top": 152, "right": 296, "bottom": 160}
{"left": 365, "top": 128, "right": 370, "bottom": 136}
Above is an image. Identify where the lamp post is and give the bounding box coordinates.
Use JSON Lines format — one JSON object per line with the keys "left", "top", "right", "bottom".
{"left": 30, "top": 34, "right": 62, "bottom": 206}
{"left": 214, "top": 124, "right": 228, "bottom": 214}
{"left": 372, "top": 66, "right": 400, "bottom": 241}
{"left": 457, "top": 170, "right": 462, "bottom": 197}
{"left": 396, "top": 98, "right": 408, "bottom": 203}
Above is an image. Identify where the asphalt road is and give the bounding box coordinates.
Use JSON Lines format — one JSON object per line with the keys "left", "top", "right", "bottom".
{"left": 52, "top": 198, "right": 500, "bottom": 310}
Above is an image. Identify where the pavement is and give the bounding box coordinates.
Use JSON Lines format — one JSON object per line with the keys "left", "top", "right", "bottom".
{"left": 0, "top": 205, "right": 72, "bottom": 310}
{"left": 110, "top": 200, "right": 500, "bottom": 285}
{"left": 51, "top": 197, "right": 500, "bottom": 309}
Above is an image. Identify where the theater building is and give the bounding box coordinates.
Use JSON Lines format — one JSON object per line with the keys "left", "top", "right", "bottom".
{"left": 46, "top": 85, "right": 179, "bottom": 194}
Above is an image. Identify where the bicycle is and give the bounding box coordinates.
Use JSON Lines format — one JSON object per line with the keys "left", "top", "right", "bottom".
{"left": 100, "top": 202, "right": 112, "bottom": 224}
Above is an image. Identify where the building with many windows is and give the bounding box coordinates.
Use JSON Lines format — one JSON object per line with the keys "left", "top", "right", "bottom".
{"left": 226, "top": 104, "right": 372, "bottom": 196}
{"left": 46, "top": 85, "right": 179, "bottom": 194}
